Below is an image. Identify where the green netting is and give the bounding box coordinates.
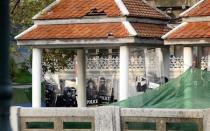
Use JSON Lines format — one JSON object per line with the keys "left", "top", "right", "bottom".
{"left": 113, "top": 68, "right": 210, "bottom": 109}
{"left": 112, "top": 68, "right": 210, "bottom": 130}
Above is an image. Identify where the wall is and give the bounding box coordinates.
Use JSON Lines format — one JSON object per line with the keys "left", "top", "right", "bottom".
{"left": 10, "top": 106, "right": 210, "bottom": 131}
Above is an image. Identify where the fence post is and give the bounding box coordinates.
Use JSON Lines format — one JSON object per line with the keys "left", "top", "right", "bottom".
{"left": 95, "top": 106, "right": 121, "bottom": 131}
{"left": 156, "top": 119, "right": 166, "bottom": 131}
{"left": 10, "top": 106, "right": 20, "bottom": 131}
{"left": 203, "top": 109, "right": 210, "bottom": 131}
{"left": 54, "top": 117, "right": 63, "bottom": 131}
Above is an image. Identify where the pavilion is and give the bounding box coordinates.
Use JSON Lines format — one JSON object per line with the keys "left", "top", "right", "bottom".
{"left": 163, "top": 0, "right": 210, "bottom": 71}
{"left": 15, "top": 0, "right": 170, "bottom": 107}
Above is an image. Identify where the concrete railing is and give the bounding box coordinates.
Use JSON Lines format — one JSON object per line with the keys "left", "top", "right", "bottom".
{"left": 10, "top": 106, "right": 210, "bottom": 131}
{"left": 121, "top": 108, "right": 206, "bottom": 131}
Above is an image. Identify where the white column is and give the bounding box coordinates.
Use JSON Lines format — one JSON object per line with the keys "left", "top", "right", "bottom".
{"left": 207, "top": 47, "right": 210, "bottom": 71}
{"left": 119, "top": 46, "right": 129, "bottom": 101}
{"left": 144, "top": 49, "right": 149, "bottom": 80}
{"left": 162, "top": 48, "right": 170, "bottom": 79}
{"left": 155, "top": 48, "right": 163, "bottom": 78}
{"left": 32, "top": 48, "right": 42, "bottom": 108}
{"left": 76, "top": 49, "right": 86, "bottom": 107}
{"left": 183, "top": 47, "right": 193, "bottom": 71}
{"left": 183, "top": 47, "right": 193, "bottom": 108}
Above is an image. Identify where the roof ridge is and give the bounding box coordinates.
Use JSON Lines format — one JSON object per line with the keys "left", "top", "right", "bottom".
{"left": 122, "top": 21, "right": 137, "bottom": 36}
{"left": 141, "top": 0, "right": 170, "bottom": 19}
{"left": 180, "top": 0, "right": 205, "bottom": 17}
{"left": 114, "top": 0, "right": 129, "bottom": 16}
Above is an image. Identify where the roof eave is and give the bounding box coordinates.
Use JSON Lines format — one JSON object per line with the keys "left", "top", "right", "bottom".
{"left": 165, "top": 38, "right": 210, "bottom": 45}
{"left": 182, "top": 16, "right": 210, "bottom": 22}
{"left": 134, "top": 37, "right": 164, "bottom": 47}
{"left": 16, "top": 37, "right": 136, "bottom": 48}
{"left": 16, "top": 36, "right": 164, "bottom": 48}
{"left": 15, "top": 25, "right": 38, "bottom": 40}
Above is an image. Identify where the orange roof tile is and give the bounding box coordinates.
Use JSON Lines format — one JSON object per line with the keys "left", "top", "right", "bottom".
{"left": 182, "top": 0, "right": 210, "bottom": 17}
{"left": 132, "top": 23, "right": 170, "bottom": 38}
{"left": 36, "top": 0, "right": 170, "bottom": 20}
{"left": 166, "top": 22, "right": 210, "bottom": 39}
{"left": 17, "top": 23, "right": 129, "bottom": 40}
{"left": 36, "top": 0, "right": 121, "bottom": 20}
{"left": 123, "top": 0, "right": 170, "bottom": 20}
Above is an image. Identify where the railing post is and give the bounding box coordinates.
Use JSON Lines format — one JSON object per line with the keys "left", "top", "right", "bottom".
{"left": 54, "top": 117, "right": 63, "bottom": 131}
{"left": 156, "top": 119, "right": 166, "bottom": 131}
{"left": 10, "top": 107, "right": 21, "bottom": 131}
{"left": 95, "top": 106, "right": 121, "bottom": 131}
{"left": 203, "top": 109, "right": 210, "bottom": 131}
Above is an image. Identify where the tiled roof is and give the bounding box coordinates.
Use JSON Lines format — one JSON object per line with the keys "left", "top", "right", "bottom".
{"left": 36, "top": 0, "right": 121, "bottom": 20}
{"left": 166, "top": 22, "right": 210, "bottom": 39}
{"left": 17, "top": 22, "right": 170, "bottom": 40}
{"left": 181, "top": 0, "right": 210, "bottom": 17}
{"left": 132, "top": 23, "right": 170, "bottom": 38}
{"left": 123, "top": 0, "right": 170, "bottom": 19}
{"left": 17, "top": 23, "right": 129, "bottom": 40}
{"left": 36, "top": 0, "right": 169, "bottom": 20}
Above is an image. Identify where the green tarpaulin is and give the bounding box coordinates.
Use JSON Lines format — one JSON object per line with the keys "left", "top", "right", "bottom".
{"left": 113, "top": 68, "right": 210, "bottom": 109}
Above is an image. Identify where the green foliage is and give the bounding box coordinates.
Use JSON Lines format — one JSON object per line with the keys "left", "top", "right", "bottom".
{"left": 10, "top": 0, "right": 53, "bottom": 25}
{"left": 43, "top": 49, "right": 76, "bottom": 73}
{"left": 14, "top": 69, "right": 32, "bottom": 83}
{"left": 10, "top": 0, "right": 54, "bottom": 42}
{"left": 9, "top": 56, "right": 18, "bottom": 81}
{"left": 12, "top": 83, "right": 45, "bottom": 105}
{"left": 12, "top": 88, "right": 31, "bottom": 104}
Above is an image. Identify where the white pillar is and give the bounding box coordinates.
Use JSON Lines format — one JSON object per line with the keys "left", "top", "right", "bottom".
{"left": 155, "top": 48, "right": 163, "bottom": 78}
{"left": 32, "top": 48, "right": 42, "bottom": 108}
{"left": 162, "top": 48, "right": 170, "bottom": 79}
{"left": 207, "top": 47, "right": 210, "bottom": 71}
{"left": 119, "top": 46, "right": 129, "bottom": 101}
{"left": 183, "top": 47, "right": 193, "bottom": 108}
{"left": 76, "top": 49, "right": 86, "bottom": 107}
{"left": 144, "top": 49, "right": 150, "bottom": 80}
{"left": 183, "top": 47, "right": 193, "bottom": 71}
